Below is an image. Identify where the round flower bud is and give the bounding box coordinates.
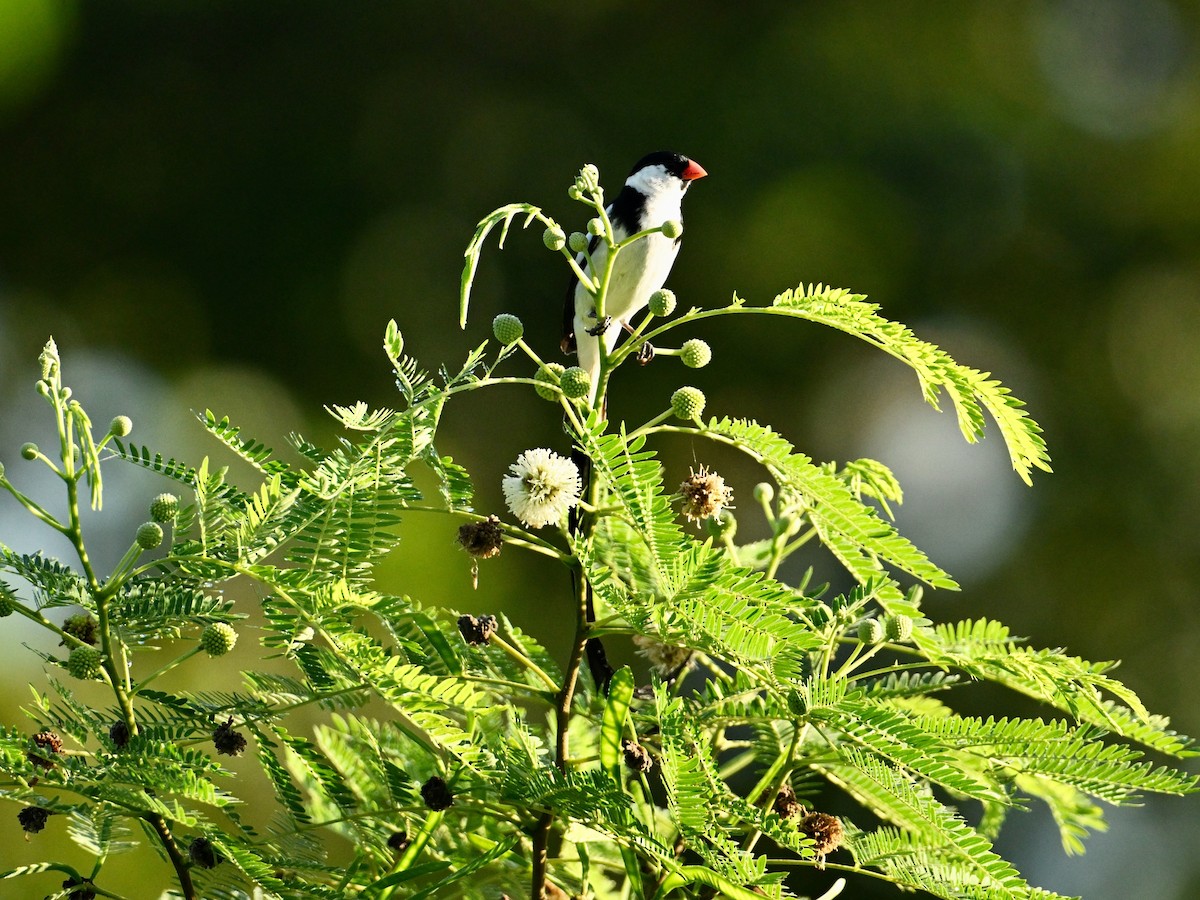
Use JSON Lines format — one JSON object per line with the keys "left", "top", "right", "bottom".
{"left": 858, "top": 619, "right": 884, "bottom": 645}
{"left": 66, "top": 645, "right": 103, "bottom": 681}
{"left": 661, "top": 219, "right": 683, "bottom": 240}
{"left": 150, "top": 493, "right": 179, "bottom": 523}
{"left": 20, "top": 443, "right": 39, "bottom": 461}
{"left": 753, "top": 482, "right": 774, "bottom": 505}
{"left": 0, "top": 460, "right": 5, "bottom": 479}
{"left": 62, "top": 613, "right": 99, "bottom": 646}
{"left": 648, "top": 289, "right": 677, "bottom": 318}
{"left": 108, "top": 416, "right": 132, "bottom": 438}
{"left": 534, "top": 363, "right": 566, "bottom": 401}
{"left": 671, "top": 386, "right": 706, "bottom": 421}
{"left": 704, "top": 509, "right": 737, "bottom": 541}
{"left": 559, "top": 366, "right": 590, "bottom": 400}
{"left": 201, "top": 622, "right": 238, "bottom": 657}
{"left": 680, "top": 339, "right": 711, "bottom": 369}
{"left": 136, "top": 522, "right": 163, "bottom": 550}
{"left": 884, "top": 613, "right": 913, "bottom": 643}
{"left": 567, "top": 185, "right": 583, "bottom": 201}
{"left": 587, "top": 216, "right": 605, "bottom": 237}
{"left": 568, "top": 232, "right": 589, "bottom": 253}
{"left": 542, "top": 224, "right": 566, "bottom": 251}
{"left": 0, "top": 586, "right": 16, "bottom": 617}
{"left": 491, "top": 313, "right": 524, "bottom": 345}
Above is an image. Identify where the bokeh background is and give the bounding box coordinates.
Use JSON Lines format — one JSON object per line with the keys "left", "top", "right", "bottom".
{"left": 2, "top": 1, "right": 1199, "bottom": 897}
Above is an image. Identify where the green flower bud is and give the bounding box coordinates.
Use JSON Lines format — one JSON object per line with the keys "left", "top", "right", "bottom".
{"left": 0, "top": 587, "right": 16, "bottom": 617}
{"left": 136, "top": 522, "right": 164, "bottom": 550}
{"left": 0, "top": 461, "right": 5, "bottom": 480}
{"left": 150, "top": 493, "right": 179, "bottom": 523}
{"left": 858, "top": 619, "right": 884, "bottom": 645}
{"left": 680, "top": 338, "right": 711, "bottom": 369}
{"left": 753, "top": 482, "right": 774, "bottom": 505}
{"left": 542, "top": 224, "right": 566, "bottom": 251}
{"left": 884, "top": 613, "right": 913, "bottom": 643}
{"left": 39, "top": 339, "right": 60, "bottom": 380}
{"left": 559, "top": 366, "right": 590, "bottom": 400}
{"left": 20, "top": 443, "right": 38, "bottom": 461}
{"left": 671, "top": 386, "right": 707, "bottom": 421}
{"left": 66, "top": 645, "right": 103, "bottom": 681}
{"left": 648, "top": 289, "right": 677, "bottom": 318}
{"left": 567, "top": 185, "right": 583, "bottom": 201}
{"left": 587, "top": 216, "right": 605, "bottom": 237}
{"left": 108, "top": 416, "right": 132, "bottom": 438}
{"left": 200, "top": 622, "right": 238, "bottom": 657}
{"left": 568, "top": 232, "right": 589, "bottom": 253}
{"left": 661, "top": 219, "right": 683, "bottom": 240}
{"left": 534, "top": 364, "right": 566, "bottom": 401}
{"left": 575, "top": 163, "right": 600, "bottom": 193}
{"left": 60, "top": 387, "right": 73, "bottom": 401}
{"left": 705, "top": 509, "right": 737, "bottom": 540}
{"left": 492, "top": 313, "right": 524, "bottom": 345}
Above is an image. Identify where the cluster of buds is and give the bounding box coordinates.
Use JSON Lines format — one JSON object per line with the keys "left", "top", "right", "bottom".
{"left": 569, "top": 163, "right": 601, "bottom": 200}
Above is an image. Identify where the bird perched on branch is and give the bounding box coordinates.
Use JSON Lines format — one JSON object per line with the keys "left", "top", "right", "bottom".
{"left": 561, "top": 151, "right": 707, "bottom": 402}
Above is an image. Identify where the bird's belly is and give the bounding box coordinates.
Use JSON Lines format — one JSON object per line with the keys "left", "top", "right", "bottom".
{"left": 601, "top": 235, "right": 679, "bottom": 323}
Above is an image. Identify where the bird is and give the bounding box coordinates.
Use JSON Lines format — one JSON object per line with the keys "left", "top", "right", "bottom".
{"left": 561, "top": 151, "right": 707, "bottom": 404}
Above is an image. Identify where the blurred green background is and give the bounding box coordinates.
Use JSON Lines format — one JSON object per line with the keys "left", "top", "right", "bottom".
{"left": 2, "top": 1, "right": 1199, "bottom": 897}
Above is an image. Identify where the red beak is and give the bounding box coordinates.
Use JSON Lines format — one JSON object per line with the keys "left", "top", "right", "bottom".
{"left": 682, "top": 159, "right": 708, "bottom": 181}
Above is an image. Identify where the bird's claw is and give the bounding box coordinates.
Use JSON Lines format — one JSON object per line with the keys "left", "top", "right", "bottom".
{"left": 636, "top": 342, "right": 655, "bottom": 366}
{"left": 585, "top": 316, "right": 612, "bottom": 337}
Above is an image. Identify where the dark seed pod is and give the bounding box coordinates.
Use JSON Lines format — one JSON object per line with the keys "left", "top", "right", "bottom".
{"left": 457, "top": 516, "right": 503, "bottom": 559}
{"left": 420, "top": 775, "right": 454, "bottom": 811}
{"left": 18, "top": 805, "right": 50, "bottom": 833}
{"left": 457, "top": 614, "right": 498, "bottom": 646}
{"left": 109, "top": 720, "right": 131, "bottom": 749}
{"left": 188, "top": 835, "right": 220, "bottom": 869}
{"left": 387, "top": 830, "right": 409, "bottom": 851}
{"left": 212, "top": 718, "right": 248, "bottom": 757}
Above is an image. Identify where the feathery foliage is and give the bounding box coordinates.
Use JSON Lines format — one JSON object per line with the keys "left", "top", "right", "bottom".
{"left": 0, "top": 165, "right": 1191, "bottom": 900}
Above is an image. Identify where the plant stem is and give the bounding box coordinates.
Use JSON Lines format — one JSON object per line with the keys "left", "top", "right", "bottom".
{"left": 530, "top": 564, "right": 590, "bottom": 899}
{"left": 147, "top": 813, "right": 196, "bottom": 900}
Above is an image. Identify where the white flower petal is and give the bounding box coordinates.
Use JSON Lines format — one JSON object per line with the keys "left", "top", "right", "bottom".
{"left": 502, "top": 448, "right": 581, "bottom": 529}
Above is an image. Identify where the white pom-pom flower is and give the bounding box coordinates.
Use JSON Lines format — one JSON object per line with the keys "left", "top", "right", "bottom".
{"left": 502, "top": 448, "right": 582, "bottom": 529}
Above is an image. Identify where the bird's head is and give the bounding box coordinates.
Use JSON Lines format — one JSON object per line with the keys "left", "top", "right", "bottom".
{"left": 625, "top": 151, "right": 707, "bottom": 197}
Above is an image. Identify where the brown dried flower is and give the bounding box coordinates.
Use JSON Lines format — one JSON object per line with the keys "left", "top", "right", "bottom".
{"left": 799, "top": 811, "right": 844, "bottom": 869}
{"left": 18, "top": 805, "right": 51, "bottom": 833}
{"left": 212, "top": 718, "right": 247, "bottom": 757}
{"left": 458, "top": 614, "right": 498, "bottom": 646}
{"left": 678, "top": 465, "right": 733, "bottom": 523}
{"left": 622, "top": 738, "right": 654, "bottom": 773}
{"left": 632, "top": 635, "right": 694, "bottom": 677}
{"left": 457, "top": 515, "right": 504, "bottom": 588}
{"left": 28, "top": 731, "right": 63, "bottom": 770}
{"left": 772, "top": 784, "right": 804, "bottom": 820}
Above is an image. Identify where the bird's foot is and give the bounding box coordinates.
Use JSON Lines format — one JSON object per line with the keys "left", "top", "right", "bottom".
{"left": 636, "top": 342, "right": 655, "bottom": 366}
{"left": 585, "top": 316, "right": 612, "bottom": 337}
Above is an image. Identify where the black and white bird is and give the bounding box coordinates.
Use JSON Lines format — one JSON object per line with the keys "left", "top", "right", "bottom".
{"left": 561, "top": 151, "right": 707, "bottom": 401}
